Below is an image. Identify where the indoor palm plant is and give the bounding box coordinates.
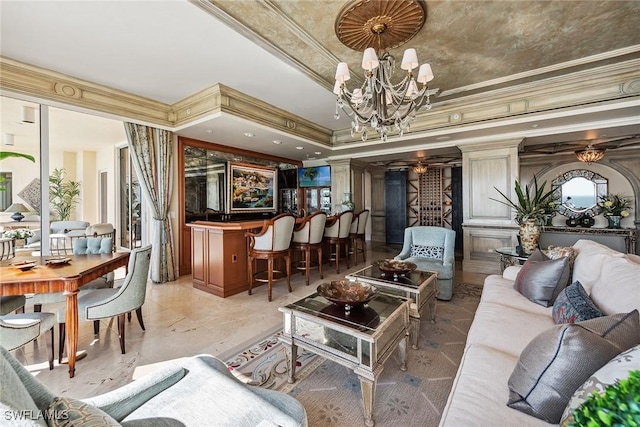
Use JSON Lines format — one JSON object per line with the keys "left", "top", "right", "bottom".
{"left": 491, "top": 176, "right": 556, "bottom": 254}
{"left": 49, "top": 167, "right": 81, "bottom": 221}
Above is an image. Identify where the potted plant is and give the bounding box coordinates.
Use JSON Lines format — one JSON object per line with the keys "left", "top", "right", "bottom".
{"left": 597, "top": 193, "right": 633, "bottom": 229}
{"left": 567, "top": 370, "right": 640, "bottom": 427}
{"left": 49, "top": 168, "right": 81, "bottom": 221}
{"left": 491, "top": 176, "right": 556, "bottom": 254}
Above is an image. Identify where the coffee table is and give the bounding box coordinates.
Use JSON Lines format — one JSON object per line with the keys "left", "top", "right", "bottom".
{"left": 347, "top": 265, "right": 437, "bottom": 349}
{"left": 279, "top": 292, "right": 410, "bottom": 427}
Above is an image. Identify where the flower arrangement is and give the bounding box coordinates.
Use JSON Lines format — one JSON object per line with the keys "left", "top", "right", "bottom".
{"left": 2, "top": 228, "right": 34, "bottom": 240}
{"left": 597, "top": 194, "right": 633, "bottom": 217}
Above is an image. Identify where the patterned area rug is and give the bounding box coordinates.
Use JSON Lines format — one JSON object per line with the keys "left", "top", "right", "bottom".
{"left": 223, "top": 283, "right": 482, "bottom": 427}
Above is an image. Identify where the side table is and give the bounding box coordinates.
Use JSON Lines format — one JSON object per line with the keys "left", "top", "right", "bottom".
{"left": 495, "top": 247, "right": 529, "bottom": 272}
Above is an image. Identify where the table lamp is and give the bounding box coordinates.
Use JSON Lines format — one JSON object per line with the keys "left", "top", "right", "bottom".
{"left": 4, "top": 203, "right": 30, "bottom": 222}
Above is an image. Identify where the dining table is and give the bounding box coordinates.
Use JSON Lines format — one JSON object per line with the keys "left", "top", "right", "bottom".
{"left": 0, "top": 251, "right": 130, "bottom": 378}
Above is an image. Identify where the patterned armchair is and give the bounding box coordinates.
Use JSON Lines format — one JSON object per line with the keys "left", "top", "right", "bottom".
{"left": 394, "top": 226, "right": 456, "bottom": 300}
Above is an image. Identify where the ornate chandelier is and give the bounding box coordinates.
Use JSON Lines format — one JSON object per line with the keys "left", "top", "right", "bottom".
{"left": 412, "top": 161, "right": 427, "bottom": 174}
{"left": 575, "top": 144, "right": 605, "bottom": 164}
{"left": 333, "top": 0, "right": 435, "bottom": 142}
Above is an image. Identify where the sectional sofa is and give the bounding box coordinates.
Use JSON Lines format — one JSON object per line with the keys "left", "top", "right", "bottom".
{"left": 439, "top": 239, "right": 640, "bottom": 426}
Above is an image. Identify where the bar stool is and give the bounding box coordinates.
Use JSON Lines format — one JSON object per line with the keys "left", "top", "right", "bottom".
{"left": 350, "top": 209, "right": 370, "bottom": 264}
{"left": 323, "top": 210, "right": 353, "bottom": 274}
{"left": 291, "top": 212, "right": 327, "bottom": 286}
{"left": 247, "top": 213, "right": 296, "bottom": 301}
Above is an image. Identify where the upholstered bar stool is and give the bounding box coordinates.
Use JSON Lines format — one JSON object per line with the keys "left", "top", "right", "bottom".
{"left": 349, "top": 209, "right": 370, "bottom": 264}
{"left": 323, "top": 210, "right": 353, "bottom": 274}
{"left": 247, "top": 213, "right": 296, "bottom": 302}
{"left": 291, "top": 212, "right": 327, "bottom": 286}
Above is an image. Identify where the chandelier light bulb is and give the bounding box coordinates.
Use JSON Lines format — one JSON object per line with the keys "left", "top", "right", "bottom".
{"left": 335, "top": 62, "right": 351, "bottom": 83}
{"left": 361, "top": 47, "right": 379, "bottom": 71}
{"left": 400, "top": 48, "right": 419, "bottom": 71}
{"left": 417, "top": 64, "right": 434, "bottom": 83}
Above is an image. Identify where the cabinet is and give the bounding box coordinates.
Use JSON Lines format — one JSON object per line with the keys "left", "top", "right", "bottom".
{"left": 303, "top": 188, "right": 331, "bottom": 215}
{"left": 280, "top": 189, "right": 298, "bottom": 214}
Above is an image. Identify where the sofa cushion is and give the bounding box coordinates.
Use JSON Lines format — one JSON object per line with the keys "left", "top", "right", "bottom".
{"left": 572, "top": 239, "right": 625, "bottom": 293}
{"left": 507, "top": 310, "right": 640, "bottom": 423}
{"left": 514, "top": 249, "right": 570, "bottom": 307}
{"left": 589, "top": 253, "right": 640, "bottom": 316}
{"left": 48, "top": 396, "right": 120, "bottom": 427}
{"left": 481, "top": 276, "right": 555, "bottom": 317}
{"left": 410, "top": 244, "right": 443, "bottom": 260}
{"left": 552, "top": 281, "right": 603, "bottom": 324}
{"left": 559, "top": 344, "right": 639, "bottom": 427}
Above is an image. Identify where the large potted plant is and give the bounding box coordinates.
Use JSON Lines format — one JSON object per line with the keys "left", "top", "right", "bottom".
{"left": 49, "top": 168, "right": 81, "bottom": 221}
{"left": 491, "top": 176, "right": 556, "bottom": 255}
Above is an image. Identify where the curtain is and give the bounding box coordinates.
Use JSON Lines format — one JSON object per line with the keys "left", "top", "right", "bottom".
{"left": 124, "top": 123, "right": 176, "bottom": 283}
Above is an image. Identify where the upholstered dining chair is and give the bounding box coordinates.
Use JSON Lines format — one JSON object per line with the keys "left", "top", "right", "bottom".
{"left": 394, "top": 226, "right": 456, "bottom": 300}
{"left": 0, "top": 312, "right": 56, "bottom": 370}
{"left": 57, "top": 245, "right": 152, "bottom": 361}
{"left": 32, "top": 237, "right": 116, "bottom": 313}
{"left": 291, "top": 211, "right": 327, "bottom": 286}
{"left": 0, "top": 238, "right": 26, "bottom": 316}
{"left": 349, "top": 209, "right": 370, "bottom": 264}
{"left": 247, "top": 213, "right": 296, "bottom": 302}
{"left": 323, "top": 210, "right": 353, "bottom": 274}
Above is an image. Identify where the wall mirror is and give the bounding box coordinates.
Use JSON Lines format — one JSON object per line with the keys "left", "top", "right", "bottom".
{"left": 552, "top": 169, "right": 607, "bottom": 218}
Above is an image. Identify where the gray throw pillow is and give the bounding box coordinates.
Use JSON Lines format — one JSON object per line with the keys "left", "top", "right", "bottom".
{"left": 507, "top": 310, "right": 640, "bottom": 423}
{"left": 514, "top": 249, "right": 570, "bottom": 307}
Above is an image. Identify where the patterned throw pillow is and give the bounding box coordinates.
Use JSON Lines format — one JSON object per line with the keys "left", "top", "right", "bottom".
{"left": 410, "top": 244, "right": 444, "bottom": 260}
{"left": 560, "top": 345, "right": 640, "bottom": 426}
{"left": 514, "top": 249, "right": 570, "bottom": 307}
{"left": 543, "top": 245, "right": 578, "bottom": 265}
{"left": 552, "top": 281, "right": 604, "bottom": 324}
{"left": 47, "top": 397, "right": 120, "bottom": 427}
{"left": 507, "top": 311, "right": 640, "bottom": 423}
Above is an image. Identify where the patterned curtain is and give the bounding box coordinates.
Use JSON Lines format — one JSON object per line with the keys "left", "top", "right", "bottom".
{"left": 124, "top": 123, "right": 176, "bottom": 283}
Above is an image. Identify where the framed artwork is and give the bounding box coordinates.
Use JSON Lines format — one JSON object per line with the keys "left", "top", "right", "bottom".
{"left": 228, "top": 162, "right": 277, "bottom": 213}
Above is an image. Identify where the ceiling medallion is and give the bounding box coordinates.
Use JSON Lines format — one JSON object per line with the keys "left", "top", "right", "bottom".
{"left": 575, "top": 144, "right": 605, "bottom": 164}
{"left": 333, "top": 0, "right": 436, "bottom": 142}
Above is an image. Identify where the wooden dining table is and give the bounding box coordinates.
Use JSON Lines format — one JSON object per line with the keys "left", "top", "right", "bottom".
{"left": 0, "top": 251, "right": 130, "bottom": 378}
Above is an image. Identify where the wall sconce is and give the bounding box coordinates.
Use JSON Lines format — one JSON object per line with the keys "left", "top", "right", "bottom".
{"left": 2, "top": 133, "right": 15, "bottom": 146}
{"left": 575, "top": 144, "right": 605, "bottom": 164}
{"left": 22, "top": 106, "right": 36, "bottom": 124}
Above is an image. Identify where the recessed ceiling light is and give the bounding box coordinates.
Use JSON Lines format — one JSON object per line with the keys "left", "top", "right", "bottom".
{"left": 243, "top": 132, "right": 255, "bottom": 137}
{"left": 314, "top": 151, "right": 322, "bottom": 155}
{"left": 531, "top": 124, "right": 539, "bottom": 128}
{"left": 272, "top": 140, "right": 282, "bottom": 145}
{"left": 296, "top": 146, "right": 303, "bottom": 150}
{"left": 206, "top": 129, "right": 213, "bottom": 134}
{"left": 436, "top": 136, "right": 450, "bottom": 141}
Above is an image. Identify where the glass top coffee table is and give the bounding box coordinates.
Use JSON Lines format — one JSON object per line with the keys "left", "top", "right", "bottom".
{"left": 279, "top": 292, "right": 410, "bottom": 427}
{"left": 346, "top": 265, "right": 437, "bottom": 350}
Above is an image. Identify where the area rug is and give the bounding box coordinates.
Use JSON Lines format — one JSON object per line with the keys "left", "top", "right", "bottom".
{"left": 223, "top": 283, "right": 482, "bottom": 427}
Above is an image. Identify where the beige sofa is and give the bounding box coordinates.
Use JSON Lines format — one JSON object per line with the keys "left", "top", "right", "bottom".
{"left": 439, "top": 239, "right": 640, "bottom": 426}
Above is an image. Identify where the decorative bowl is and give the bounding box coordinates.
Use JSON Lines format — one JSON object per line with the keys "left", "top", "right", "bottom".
{"left": 46, "top": 257, "right": 71, "bottom": 265}
{"left": 317, "top": 280, "right": 378, "bottom": 307}
{"left": 373, "top": 259, "right": 417, "bottom": 276}
{"left": 12, "top": 260, "right": 37, "bottom": 271}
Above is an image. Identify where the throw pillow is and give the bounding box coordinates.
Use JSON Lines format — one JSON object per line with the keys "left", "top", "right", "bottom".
{"left": 514, "top": 249, "right": 570, "bottom": 307}
{"left": 544, "top": 245, "right": 578, "bottom": 265}
{"left": 47, "top": 397, "right": 120, "bottom": 427}
{"left": 552, "top": 281, "right": 603, "bottom": 324}
{"left": 560, "top": 344, "right": 640, "bottom": 426}
{"left": 507, "top": 310, "right": 640, "bottom": 423}
{"left": 410, "top": 244, "right": 444, "bottom": 260}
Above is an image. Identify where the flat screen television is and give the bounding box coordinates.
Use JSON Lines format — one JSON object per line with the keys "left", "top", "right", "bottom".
{"left": 298, "top": 165, "right": 331, "bottom": 188}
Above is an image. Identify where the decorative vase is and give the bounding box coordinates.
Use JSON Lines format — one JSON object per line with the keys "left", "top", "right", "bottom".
{"left": 15, "top": 238, "right": 26, "bottom": 248}
{"left": 580, "top": 215, "right": 595, "bottom": 228}
{"left": 607, "top": 215, "right": 622, "bottom": 229}
{"left": 341, "top": 192, "right": 355, "bottom": 211}
{"left": 519, "top": 220, "right": 540, "bottom": 255}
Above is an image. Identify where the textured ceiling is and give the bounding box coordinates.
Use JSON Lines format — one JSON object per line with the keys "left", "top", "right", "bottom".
{"left": 207, "top": 0, "right": 640, "bottom": 99}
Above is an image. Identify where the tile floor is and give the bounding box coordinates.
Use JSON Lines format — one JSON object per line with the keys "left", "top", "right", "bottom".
{"left": 12, "top": 243, "right": 488, "bottom": 400}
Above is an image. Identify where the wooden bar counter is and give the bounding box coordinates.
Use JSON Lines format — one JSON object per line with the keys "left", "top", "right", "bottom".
{"left": 188, "top": 220, "right": 265, "bottom": 297}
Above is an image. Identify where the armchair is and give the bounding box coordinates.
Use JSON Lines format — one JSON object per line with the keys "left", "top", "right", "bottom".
{"left": 0, "top": 345, "right": 307, "bottom": 426}
{"left": 394, "top": 226, "right": 456, "bottom": 300}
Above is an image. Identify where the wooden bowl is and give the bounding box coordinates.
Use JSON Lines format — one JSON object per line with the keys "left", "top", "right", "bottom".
{"left": 317, "top": 280, "right": 378, "bottom": 307}
{"left": 373, "top": 259, "right": 417, "bottom": 276}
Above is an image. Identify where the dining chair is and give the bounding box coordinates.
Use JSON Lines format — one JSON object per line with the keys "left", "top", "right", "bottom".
{"left": 323, "top": 210, "right": 353, "bottom": 274}
{"left": 0, "top": 238, "right": 26, "bottom": 316}
{"left": 349, "top": 209, "right": 370, "bottom": 264}
{"left": 247, "top": 213, "right": 296, "bottom": 302}
{"left": 32, "top": 237, "right": 116, "bottom": 312}
{"left": 57, "top": 245, "right": 152, "bottom": 361}
{"left": 291, "top": 211, "right": 327, "bottom": 286}
{"left": 0, "top": 312, "right": 56, "bottom": 370}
